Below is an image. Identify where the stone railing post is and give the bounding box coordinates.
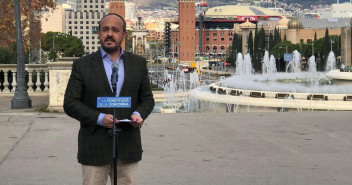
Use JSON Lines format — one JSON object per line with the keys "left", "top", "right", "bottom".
{"left": 27, "top": 70, "right": 34, "bottom": 93}
{"left": 0, "top": 65, "right": 18, "bottom": 94}
{"left": 25, "top": 64, "right": 48, "bottom": 94}
{"left": 47, "top": 57, "right": 76, "bottom": 112}
{"left": 3, "top": 71, "right": 10, "bottom": 93}
{"left": 35, "top": 70, "right": 41, "bottom": 92}
{"left": 12, "top": 71, "right": 17, "bottom": 92}
{"left": 43, "top": 71, "right": 49, "bottom": 92}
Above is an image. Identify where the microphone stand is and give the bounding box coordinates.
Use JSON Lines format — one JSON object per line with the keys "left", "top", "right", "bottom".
{"left": 111, "top": 70, "right": 120, "bottom": 185}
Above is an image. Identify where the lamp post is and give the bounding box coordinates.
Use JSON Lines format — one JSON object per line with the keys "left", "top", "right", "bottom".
{"left": 177, "top": 42, "right": 182, "bottom": 66}
{"left": 331, "top": 39, "right": 335, "bottom": 52}
{"left": 278, "top": 53, "right": 281, "bottom": 72}
{"left": 279, "top": 46, "right": 288, "bottom": 72}
{"left": 317, "top": 52, "right": 321, "bottom": 69}
{"left": 11, "top": 0, "right": 32, "bottom": 109}
{"left": 198, "top": 2, "right": 208, "bottom": 57}
{"left": 156, "top": 45, "right": 159, "bottom": 88}
{"left": 52, "top": 33, "right": 58, "bottom": 61}
{"left": 258, "top": 48, "right": 266, "bottom": 73}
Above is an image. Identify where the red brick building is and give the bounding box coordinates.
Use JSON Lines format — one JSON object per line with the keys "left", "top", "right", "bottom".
{"left": 172, "top": 4, "right": 283, "bottom": 62}
{"left": 109, "top": 0, "right": 126, "bottom": 49}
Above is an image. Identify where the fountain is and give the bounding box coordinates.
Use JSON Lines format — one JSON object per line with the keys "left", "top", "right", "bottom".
{"left": 189, "top": 50, "right": 352, "bottom": 112}
{"left": 326, "top": 51, "right": 336, "bottom": 72}
{"left": 159, "top": 68, "right": 198, "bottom": 113}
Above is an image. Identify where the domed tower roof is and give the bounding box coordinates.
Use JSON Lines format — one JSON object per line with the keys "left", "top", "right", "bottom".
{"left": 288, "top": 18, "right": 302, "bottom": 29}
{"left": 240, "top": 20, "right": 256, "bottom": 29}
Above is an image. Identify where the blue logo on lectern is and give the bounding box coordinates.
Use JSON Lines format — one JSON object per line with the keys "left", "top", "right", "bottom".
{"left": 97, "top": 97, "right": 131, "bottom": 108}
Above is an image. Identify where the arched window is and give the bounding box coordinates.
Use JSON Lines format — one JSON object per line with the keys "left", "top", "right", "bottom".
{"left": 220, "top": 46, "right": 225, "bottom": 53}
{"left": 213, "top": 46, "right": 217, "bottom": 53}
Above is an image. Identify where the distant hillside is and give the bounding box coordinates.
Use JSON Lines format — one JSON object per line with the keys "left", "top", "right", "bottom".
{"left": 130, "top": 0, "right": 177, "bottom": 9}
{"left": 284, "top": 0, "right": 349, "bottom": 7}
{"left": 130, "top": 0, "right": 351, "bottom": 10}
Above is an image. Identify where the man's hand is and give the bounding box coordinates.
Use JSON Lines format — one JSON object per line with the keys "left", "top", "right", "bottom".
{"left": 102, "top": 114, "right": 119, "bottom": 128}
{"left": 130, "top": 113, "right": 143, "bottom": 128}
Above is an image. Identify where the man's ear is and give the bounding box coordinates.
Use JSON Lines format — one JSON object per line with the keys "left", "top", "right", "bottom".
{"left": 123, "top": 31, "right": 128, "bottom": 40}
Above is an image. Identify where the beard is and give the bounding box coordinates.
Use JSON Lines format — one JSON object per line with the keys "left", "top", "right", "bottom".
{"left": 102, "top": 45, "right": 118, "bottom": 54}
{"left": 101, "top": 36, "right": 120, "bottom": 54}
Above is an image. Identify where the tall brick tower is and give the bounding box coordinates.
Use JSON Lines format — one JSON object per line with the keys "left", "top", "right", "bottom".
{"left": 109, "top": 0, "right": 125, "bottom": 17}
{"left": 178, "top": 0, "right": 196, "bottom": 62}
{"left": 109, "top": 0, "right": 126, "bottom": 49}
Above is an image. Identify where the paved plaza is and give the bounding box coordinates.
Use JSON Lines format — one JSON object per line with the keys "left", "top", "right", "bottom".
{"left": 0, "top": 96, "right": 352, "bottom": 185}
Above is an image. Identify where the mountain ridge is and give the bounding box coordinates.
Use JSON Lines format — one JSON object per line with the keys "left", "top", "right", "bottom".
{"left": 129, "top": 0, "right": 351, "bottom": 10}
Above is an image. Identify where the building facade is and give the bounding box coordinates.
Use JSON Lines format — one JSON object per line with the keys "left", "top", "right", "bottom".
{"left": 41, "top": 5, "right": 66, "bottom": 33}
{"left": 172, "top": 4, "right": 283, "bottom": 61}
{"left": 65, "top": 0, "right": 108, "bottom": 54}
{"left": 65, "top": 11, "right": 107, "bottom": 54}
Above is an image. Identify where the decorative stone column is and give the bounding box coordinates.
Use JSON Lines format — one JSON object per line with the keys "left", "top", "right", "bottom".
{"left": 12, "top": 72, "right": 17, "bottom": 92}
{"left": 43, "top": 72, "right": 49, "bottom": 92}
{"left": 35, "top": 70, "right": 41, "bottom": 92}
{"left": 27, "top": 70, "right": 34, "bottom": 93}
{"left": 47, "top": 58, "right": 74, "bottom": 112}
{"left": 3, "top": 71, "right": 10, "bottom": 93}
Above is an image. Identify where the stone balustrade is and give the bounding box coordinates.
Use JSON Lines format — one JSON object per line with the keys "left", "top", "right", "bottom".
{"left": 0, "top": 64, "right": 49, "bottom": 95}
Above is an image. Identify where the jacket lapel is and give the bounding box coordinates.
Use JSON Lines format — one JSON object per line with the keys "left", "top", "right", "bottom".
{"left": 90, "top": 50, "right": 113, "bottom": 96}
{"left": 120, "top": 52, "right": 132, "bottom": 97}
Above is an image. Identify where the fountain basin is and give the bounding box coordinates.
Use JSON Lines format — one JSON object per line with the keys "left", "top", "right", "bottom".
{"left": 189, "top": 85, "right": 352, "bottom": 112}
{"left": 326, "top": 69, "right": 352, "bottom": 86}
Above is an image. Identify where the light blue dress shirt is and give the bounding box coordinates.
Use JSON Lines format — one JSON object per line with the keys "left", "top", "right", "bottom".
{"left": 97, "top": 47, "right": 140, "bottom": 126}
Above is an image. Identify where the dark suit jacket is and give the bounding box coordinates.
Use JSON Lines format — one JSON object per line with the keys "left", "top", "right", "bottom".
{"left": 64, "top": 50, "right": 155, "bottom": 166}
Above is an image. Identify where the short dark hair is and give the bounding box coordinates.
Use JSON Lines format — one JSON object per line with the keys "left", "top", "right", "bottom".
{"left": 98, "top": 13, "right": 126, "bottom": 32}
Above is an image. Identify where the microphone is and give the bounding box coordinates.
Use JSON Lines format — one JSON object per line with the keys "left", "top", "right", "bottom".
{"left": 111, "top": 62, "right": 119, "bottom": 94}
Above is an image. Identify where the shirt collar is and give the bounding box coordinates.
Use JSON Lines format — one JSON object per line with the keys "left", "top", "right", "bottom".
{"left": 100, "top": 47, "right": 124, "bottom": 61}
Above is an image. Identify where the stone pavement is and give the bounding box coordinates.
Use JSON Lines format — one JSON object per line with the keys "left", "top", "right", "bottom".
{"left": 0, "top": 95, "right": 352, "bottom": 185}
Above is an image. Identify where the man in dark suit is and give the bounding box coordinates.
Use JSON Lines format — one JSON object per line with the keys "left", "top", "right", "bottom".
{"left": 64, "top": 13, "right": 155, "bottom": 185}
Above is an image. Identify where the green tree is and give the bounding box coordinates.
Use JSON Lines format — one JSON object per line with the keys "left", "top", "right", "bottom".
{"left": 0, "top": 44, "right": 17, "bottom": 64}
{"left": 319, "top": 28, "right": 330, "bottom": 71}
{"left": 314, "top": 31, "right": 317, "bottom": 41}
{"left": 269, "top": 31, "right": 274, "bottom": 51}
{"left": 228, "top": 33, "right": 237, "bottom": 67}
{"left": 125, "top": 31, "right": 133, "bottom": 52}
{"left": 273, "top": 27, "right": 282, "bottom": 47}
{"left": 253, "top": 26, "right": 266, "bottom": 72}
{"left": 271, "top": 41, "right": 295, "bottom": 58}
{"left": 42, "top": 32, "right": 84, "bottom": 60}
{"left": 247, "top": 30, "right": 253, "bottom": 57}
{"left": 271, "top": 41, "right": 296, "bottom": 71}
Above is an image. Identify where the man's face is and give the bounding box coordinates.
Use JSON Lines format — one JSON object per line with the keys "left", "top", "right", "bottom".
{"left": 98, "top": 15, "right": 127, "bottom": 54}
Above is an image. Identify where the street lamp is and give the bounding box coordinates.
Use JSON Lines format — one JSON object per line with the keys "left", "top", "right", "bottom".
{"left": 177, "top": 42, "right": 182, "bottom": 66}
{"left": 198, "top": 2, "right": 208, "bottom": 57}
{"left": 279, "top": 46, "right": 288, "bottom": 72}
{"left": 279, "top": 45, "right": 288, "bottom": 55}
{"left": 52, "top": 33, "right": 59, "bottom": 61}
{"left": 305, "top": 42, "right": 314, "bottom": 57}
{"left": 330, "top": 39, "right": 335, "bottom": 52}
{"left": 278, "top": 53, "right": 281, "bottom": 72}
{"left": 230, "top": 49, "right": 237, "bottom": 69}
{"left": 257, "top": 48, "right": 266, "bottom": 73}
{"left": 11, "top": 0, "right": 32, "bottom": 109}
